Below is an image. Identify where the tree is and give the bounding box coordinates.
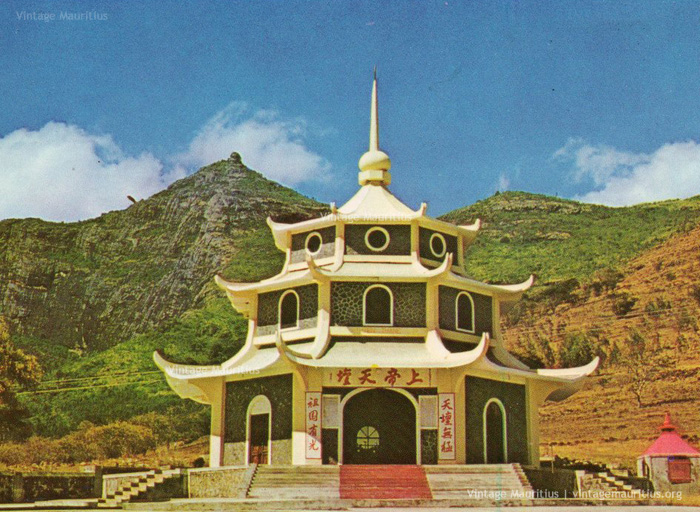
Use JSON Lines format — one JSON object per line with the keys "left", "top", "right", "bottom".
{"left": 618, "top": 329, "right": 667, "bottom": 408}
{"left": 0, "top": 319, "right": 42, "bottom": 441}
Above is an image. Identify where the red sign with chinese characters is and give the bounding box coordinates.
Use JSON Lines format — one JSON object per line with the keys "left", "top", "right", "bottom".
{"left": 324, "top": 367, "right": 433, "bottom": 387}
{"left": 438, "top": 393, "right": 455, "bottom": 460}
{"left": 305, "top": 392, "right": 322, "bottom": 459}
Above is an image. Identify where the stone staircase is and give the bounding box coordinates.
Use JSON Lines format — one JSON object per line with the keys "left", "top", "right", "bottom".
{"left": 579, "top": 470, "right": 645, "bottom": 497}
{"left": 339, "top": 465, "right": 432, "bottom": 499}
{"left": 246, "top": 465, "right": 340, "bottom": 500}
{"left": 425, "top": 464, "right": 532, "bottom": 499}
{"left": 245, "top": 464, "right": 531, "bottom": 502}
{"left": 97, "top": 467, "right": 183, "bottom": 508}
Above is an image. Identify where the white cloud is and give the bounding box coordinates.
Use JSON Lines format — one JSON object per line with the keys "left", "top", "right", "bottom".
{"left": 0, "top": 104, "right": 332, "bottom": 222}
{"left": 555, "top": 138, "right": 700, "bottom": 206}
{"left": 0, "top": 122, "right": 179, "bottom": 222}
{"left": 175, "top": 103, "right": 331, "bottom": 186}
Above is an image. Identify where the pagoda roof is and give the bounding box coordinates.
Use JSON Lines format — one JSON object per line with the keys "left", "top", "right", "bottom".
{"left": 215, "top": 255, "right": 534, "bottom": 305}
{"left": 155, "top": 328, "right": 598, "bottom": 405}
{"left": 641, "top": 413, "right": 700, "bottom": 458}
{"left": 266, "top": 185, "right": 480, "bottom": 252}
{"left": 276, "top": 330, "right": 490, "bottom": 369}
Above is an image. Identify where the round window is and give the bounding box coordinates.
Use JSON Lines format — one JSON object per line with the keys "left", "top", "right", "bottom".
{"left": 356, "top": 426, "right": 380, "bottom": 450}
{"left": 305, "top": 232, "right": 322, "bottom": 255}
{"left": 365, "top": 227, "right": 390, "bottom": 252}
{"left": 429, "top": 233, "right": 447, "bottom": 258}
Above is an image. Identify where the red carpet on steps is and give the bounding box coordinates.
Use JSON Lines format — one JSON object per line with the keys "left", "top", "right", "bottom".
{"left": 339, "top": 465, "right": 433, "bottom": 499}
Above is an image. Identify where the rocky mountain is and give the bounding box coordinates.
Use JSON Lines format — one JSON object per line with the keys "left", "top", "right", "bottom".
{"left": 0, "top": 153, "right": 326, "bottom": 352}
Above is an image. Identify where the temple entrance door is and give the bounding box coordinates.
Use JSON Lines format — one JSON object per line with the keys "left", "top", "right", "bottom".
{"left": 343, "top": 389, "right": 416, "bottom": 464}
{"left": 249, "top": 413, "right": 269, "bottom": 464}
{"left": 484, "top": 400, "right": 507, "bottom": 463}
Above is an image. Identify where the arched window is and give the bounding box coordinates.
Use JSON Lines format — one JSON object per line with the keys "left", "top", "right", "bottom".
{"left": 279, "top": 290, "right": 299, "bottom": 330}
{"left": 455, "top": 291, "right": 475, "bottom": 333}
{"left": 483, "top": 398, "right": 507, "bottom": 464}
{"left": 363, "top": 285, "right": 393, "bottom": 326}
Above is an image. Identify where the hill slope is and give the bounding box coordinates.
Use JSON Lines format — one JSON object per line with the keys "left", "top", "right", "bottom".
{"left": 509, "top": 223, "right": 700, "bottom": 467}
{"left": 442, "top": 191, "right": 700, "bottom": 283}
{"left": 0, "top": 153, "right": 326, "bottom": 353}
{"left": 3, "top": 169, "right": 700, "bottom": 464}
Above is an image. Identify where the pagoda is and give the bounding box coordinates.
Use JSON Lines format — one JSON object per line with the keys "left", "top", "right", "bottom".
{"left": 638, "top": 413, "right": 700, "bottom": 492}
{"left": 155, "top": 74, "right": 598, "bottom": 468}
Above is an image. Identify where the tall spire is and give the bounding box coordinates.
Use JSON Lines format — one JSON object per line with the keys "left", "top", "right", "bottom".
{"left": 358, "top": 69, "right": 392, "bottom": 186}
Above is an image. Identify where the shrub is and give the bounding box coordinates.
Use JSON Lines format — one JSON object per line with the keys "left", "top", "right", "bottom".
{"left": 589, "top": 268, "right": 624, "bottom": 296}
{"left": 644, "top": 297, "right": 672, "bottom": 315}
{"left": 58, "top": 421, "right": 156, "bottom": 463}
{"left": 611, "top": 292, "right": 637, "bottom": 318}
{"left": 516, "top": 333, "right": 556, "bottom": 368}
{"left": 690, "top": 285, "right": 700, "bottom": 306}
{"left": 559, "top": 332, "right": 596, "bottom": 367}
{"left": 131, "top": 412, "right": 178, "bottom": 446}
{"left": 0, "top": 442, "right": 26, "bottom": 465}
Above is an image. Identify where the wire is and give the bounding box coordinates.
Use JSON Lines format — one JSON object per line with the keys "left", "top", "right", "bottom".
{"left": 38, "top": 370, "right": 161, "bottom": 386}
{"left": 17, "top": 378, "right": 165, "bottom": 396}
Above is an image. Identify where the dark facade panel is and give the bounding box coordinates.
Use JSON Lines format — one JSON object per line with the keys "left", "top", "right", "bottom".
{"left": 421, "top": 429, "right": 438, "bottom": 464}
{"left": 345, "top": 224, "right": 411, "bottom": 256}
{"left": 257, "top": 284, "right": 319, "bottom": 327}
{"left": 438, "top": 286, "right": 492, "bottom": 335}
{"left": 464, "top": 376, "right": 528, "bottom": 464}
{"left": 290, "top": 226, "right": 336, "bottom": 264}
{"left": 224, "top": 374, "right": 294, "bottom": 443}
{"left": 418, "top": 227, "right": 458, "bottom": 262}
{"left": 331, "top": 282, "right": 426, "bottom": 327}
{"left": 322, "top": 428, "right": 339, "bottom": 464}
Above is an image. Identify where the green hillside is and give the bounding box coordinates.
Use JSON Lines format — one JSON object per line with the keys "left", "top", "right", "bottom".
{"left": 442, "top": 191, "right": 700, "bottom": 284}
{"left": 5, "top": 169, "right": 700, "bottom": 448}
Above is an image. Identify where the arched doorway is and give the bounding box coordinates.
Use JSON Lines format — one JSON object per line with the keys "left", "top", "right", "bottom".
{"left": 247, "top": 395, "right": 271, "bottom": 464}
{"left": 342, "top": 389, "right": 417, "bottom": 464}
{"left": 483, "top": 399, "right": 507, "bottom": 463}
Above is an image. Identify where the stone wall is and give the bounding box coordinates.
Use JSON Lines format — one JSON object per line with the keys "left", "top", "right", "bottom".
{"left": 224, "top": 374, "right": 294, "bottom": 464}
{"left": 257, "top": 284, "right": 318, "bottom": 336}
{"left": 647, "top": 456, "right": 700, "bottom": 494}
{"left": 438, "top": 286, "right": 492, "bottom": 334}
{"left": 0, "top": 471, "right": 99, "bottom": 503}
{"left": 290, "top": 226, "right": 336, "bottom": 264}
{"left": 330, "top": 282, "right": 426, "bottom": 327}
{"left": 464, "top": 376, "right": 528, "bottom": 464}
{"left": 345, "top": 224, "right": 411, "bottom": 256}
{"left": 188, "top": 466, "right": 250, "bottom": 498}
{"left": 421, "top": 429, "right": 438, "bottom": 464}
{"left": 418, "top": 228, "right": 458, "bottom": 262}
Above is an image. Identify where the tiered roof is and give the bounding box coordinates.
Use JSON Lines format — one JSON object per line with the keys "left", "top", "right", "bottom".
{"left": 155, "top": 73, "right": 599, "bottom": 406}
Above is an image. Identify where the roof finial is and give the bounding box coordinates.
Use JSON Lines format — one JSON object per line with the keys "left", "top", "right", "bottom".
{"left": 358, "top": 68, "right": 392, "bottom": 186}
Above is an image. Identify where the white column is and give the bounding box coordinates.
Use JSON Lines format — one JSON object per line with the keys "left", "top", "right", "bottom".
{"left": 208, "top": 379, "right": 226, "bottom": 467}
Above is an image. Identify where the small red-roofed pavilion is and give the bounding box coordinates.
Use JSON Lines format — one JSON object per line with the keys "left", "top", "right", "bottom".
{"left": 638, "top": 413, "right": 700, "bottom": 494}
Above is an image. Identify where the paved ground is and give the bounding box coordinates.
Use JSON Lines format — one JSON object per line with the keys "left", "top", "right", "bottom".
{"left": 14, "top": 508, "right": 696, "bottom": 512}
{"left": 1, "top": 501, "right": 698, "bottom": 511}
{"left": 347, "top": 508, "right": 700, "bottom": 512}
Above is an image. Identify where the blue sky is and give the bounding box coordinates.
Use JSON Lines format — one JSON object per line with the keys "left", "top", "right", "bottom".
{"left": 2, "top": 1, "right": 700, "bottom": 221}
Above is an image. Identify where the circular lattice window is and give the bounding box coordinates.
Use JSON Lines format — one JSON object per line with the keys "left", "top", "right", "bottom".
{"left": 365, "top": 227, "right": 390, "bottom": 252}
{"left": 356, "top": 426, "right": 380, "bottom": 450}
{"left": 429, "top": 233, "right": 447, "bottom": 258}
{"left": 305, "top": 232, "right": 323, "bottom": 255}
